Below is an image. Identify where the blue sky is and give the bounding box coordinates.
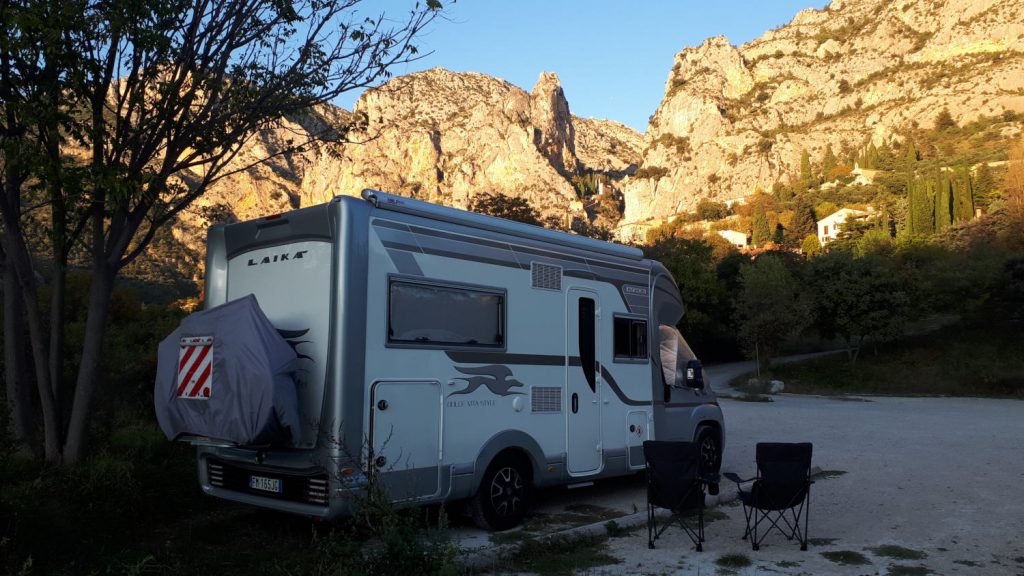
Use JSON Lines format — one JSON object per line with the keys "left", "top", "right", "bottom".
{"left": 338, "top": 1, "right": 829, "bottom": 133}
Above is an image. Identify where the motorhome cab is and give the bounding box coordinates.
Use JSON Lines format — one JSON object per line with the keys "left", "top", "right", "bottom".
{"left": 157, "top": 190, "right": 725, "bottom": 530}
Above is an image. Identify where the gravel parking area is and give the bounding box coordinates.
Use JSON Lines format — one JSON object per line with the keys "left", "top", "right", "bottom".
{"left": 457, "top": 388, "right": 1024, "bottom": 575}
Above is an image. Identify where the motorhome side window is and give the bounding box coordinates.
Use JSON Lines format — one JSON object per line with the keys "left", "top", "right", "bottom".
{"left": 613, "top": 316, "right": 648, "bottom": 361}
{"left": 388, "top": 280, "right": 504, "bottom": 348}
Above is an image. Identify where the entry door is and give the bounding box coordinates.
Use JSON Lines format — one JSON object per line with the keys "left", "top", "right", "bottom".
{"left": 567, "top": 289, "right": 602, "bottom": 475}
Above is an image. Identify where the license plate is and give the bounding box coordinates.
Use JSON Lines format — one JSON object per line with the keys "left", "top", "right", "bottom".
{"left": 249, "top": 475, "right": 282, "bottom": 493}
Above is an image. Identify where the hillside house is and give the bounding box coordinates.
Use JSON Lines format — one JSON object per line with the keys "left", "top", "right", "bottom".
{"left": 717, "top": 229, "right": 749, "bottom": 249}
{"left": 817, "top": 208, "right": 870, "bottom": 246}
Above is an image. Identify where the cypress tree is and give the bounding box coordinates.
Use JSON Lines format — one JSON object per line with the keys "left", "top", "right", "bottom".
{"left": 935, "top": 171, "right": 952, "bottom": 233}
{"left": 822, "top": 145, "right": 837, "bottom": 179}
{"left": 904, "top": 142, "right": 919, "bottom": 169}
{"left": 798, "top": 149, "right": 812, "bottom": 191}
{"left": 910, "top": 177, "right": 935, "bottom": 235}
{"left": 952, "top": 166, "right": 974, "bottom": 222}
{"left": 752, "top": 203, "right": 771, "bottom": 246}
{"left": 975, "top": 163, "right": 995, "bottom": 199}
{"left": 790, "top": 195, "right": 817, "bottom": 238}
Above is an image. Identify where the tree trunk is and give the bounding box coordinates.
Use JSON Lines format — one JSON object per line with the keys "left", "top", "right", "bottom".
{"left": 3, "top": 257, "right": 34, "bottom": 455}
{"left": 48, "top": 258, "right": 66, "bottom": 442}
{"left": 61, "top": 264, "right": 114, "bottom": 465}
{"left": 0, "top": 222, "right": 61, "bottom": 463}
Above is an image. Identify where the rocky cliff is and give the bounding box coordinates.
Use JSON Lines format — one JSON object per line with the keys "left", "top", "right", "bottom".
{"left": 620, "top": 0, "right": 1024, "bottom": 238}
{"left": 166, "top": 69, "right": 642, "bottom": 263}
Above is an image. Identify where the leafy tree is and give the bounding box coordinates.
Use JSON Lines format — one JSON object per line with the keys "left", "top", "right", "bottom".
{"left": 0, "top": 0, "right": 443, "bottom": 464}
{"left": 734, "top": 255, "right": 811, "bottom": 368}
{"left": 469, "top": 193, "right": 542, "bottom": 225}
{"left": 806, "top": 253, "right": 909, "bottom": 360}
{"left": 695, "top": 198, "right": 729, "bottom": 221}
{"left": 645, "top": 236, "right": 736, "bottom": 359}
{"left": 752, "top": 203, "right": 771, "bottom": 246}
{"left": 801, "top": 234, "right": 822, "bottom": 258}
{"left": 1007, "top": 134, "right": 1024, "bottom": 227}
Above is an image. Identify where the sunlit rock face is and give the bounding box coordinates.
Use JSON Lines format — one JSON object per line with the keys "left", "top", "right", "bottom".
{"left": 619, "top": 0, "right": 1024, "bottom": 239}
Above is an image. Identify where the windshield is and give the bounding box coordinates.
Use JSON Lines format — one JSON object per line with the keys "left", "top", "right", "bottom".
{"left": 658, "top": 325, "right": 698, "bottom": 387}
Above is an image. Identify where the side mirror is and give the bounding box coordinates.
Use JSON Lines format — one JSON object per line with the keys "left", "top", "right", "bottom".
{"left": 684, "top": 360, "right": 704, "bottom": 389}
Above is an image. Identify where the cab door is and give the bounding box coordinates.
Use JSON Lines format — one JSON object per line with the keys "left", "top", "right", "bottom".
{"left": 566, "top": 288, "right": 602, "bottom": 475}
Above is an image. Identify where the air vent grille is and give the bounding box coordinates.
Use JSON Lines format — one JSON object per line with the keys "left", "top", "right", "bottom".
{"left": 532, "top": 387, "right": 562, "bottom": 413}
{"left": 531, "top": 262, "right": 562, "bottom": 291}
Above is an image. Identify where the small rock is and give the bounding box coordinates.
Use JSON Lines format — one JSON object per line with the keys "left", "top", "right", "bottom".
{"left": 769, "top": 380, "right": 785, "bottom": 394}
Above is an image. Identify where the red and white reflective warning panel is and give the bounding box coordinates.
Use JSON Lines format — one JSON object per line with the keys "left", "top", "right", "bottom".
{"left": 177, "top": 336, "right": 214, "bottom": 400}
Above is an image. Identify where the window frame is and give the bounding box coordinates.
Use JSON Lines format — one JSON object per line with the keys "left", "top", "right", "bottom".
{"left": 385, "top": 275, "right": 507, "bottom": 351}
{"left": 612, "top": 314, "right": 649, "bottom": 364}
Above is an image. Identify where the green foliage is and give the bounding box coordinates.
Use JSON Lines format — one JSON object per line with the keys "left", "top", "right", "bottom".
{"left": 934, "top": 108, "right": 957, "bottom": 131}
{"left": 645, "top": 235, "right": 740, "bottom": 360}
{"left": 822, "top": 145, "right": 838, "bottom": 180}
{"left": 507, "top": 533, "right": 620, "bottom": 576}
{"left": 790, "top": 195, "right": 818, "bottom": 239}
{"left": 648, "top": 133, "right": 691, "bottom": 157}
{"left": 974, "top": 163, "right": 996, "bottom": 202}
{"left": 806, "top": 253, "right": 910, "bottom": 359}
{"left": 800, "top": 148, "right": 813, "bottom": 187}
{"left": 468, "top": 192, "right": 541, "bottom": 225}
{"left": 802, "top": 234, "right": 823, "bottom": 258}
{"left": 752, "top": 203, "right": 771, "bottom": 246}
{"left": 735, "top": 254, "right": 812, "bottom": 367}
{"left": 634, "top": 165, "right": 670, "bottom": 180}
{"left": 695, "top": 198, "right": 730, "bottom": 221}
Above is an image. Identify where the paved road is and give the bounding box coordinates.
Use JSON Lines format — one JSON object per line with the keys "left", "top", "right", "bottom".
{"left": 456, "top": 384, "right": 1024, "bottom": 574}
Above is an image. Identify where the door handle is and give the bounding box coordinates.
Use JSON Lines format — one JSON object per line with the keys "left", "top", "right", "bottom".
{"left": 571, "top": 393, "right": 579, "bottom": 413}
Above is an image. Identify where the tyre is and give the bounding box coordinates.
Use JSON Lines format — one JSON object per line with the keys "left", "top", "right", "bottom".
{"left": 695, "top": 425, "right": 723, "bottom": 495}
{"left": 469, "top": 452, "right": 531, "bottom": 531}
{"left": 695, "top": 425, "right": 723, "bottom": 474}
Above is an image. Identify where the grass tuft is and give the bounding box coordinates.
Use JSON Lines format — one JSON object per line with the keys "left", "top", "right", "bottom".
{"left": 821, "top": 550, "right": 872, "bottom": 566}
{"left": 715, "top": 553, "right": 753, "bottom": 568}
{"left": 507, "top": 533, "right": 620, "bottom": 576}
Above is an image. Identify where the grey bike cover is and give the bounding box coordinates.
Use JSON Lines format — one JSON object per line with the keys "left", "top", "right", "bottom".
{"left": 154, "top": 294, "right": 300, "bottom": 446}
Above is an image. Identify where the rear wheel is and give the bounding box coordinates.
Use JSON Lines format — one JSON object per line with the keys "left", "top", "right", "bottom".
{"left": 469, "top": 453, "right": 531, "bottom": 531}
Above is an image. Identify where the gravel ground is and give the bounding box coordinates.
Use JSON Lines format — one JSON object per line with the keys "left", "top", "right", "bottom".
{"left": 452, "top": 359, "right": 1024, "bottom": 575}
{"left": 594, "top": 393, "right": 1024, "bottom": 575}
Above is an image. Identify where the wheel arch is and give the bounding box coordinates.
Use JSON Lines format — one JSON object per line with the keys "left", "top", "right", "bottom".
{"left": 473, "top": 430, "right": 547, "bottom": 489}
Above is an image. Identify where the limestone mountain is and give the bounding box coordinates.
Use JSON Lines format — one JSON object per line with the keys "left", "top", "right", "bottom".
{"left": 621, "top": 0, "right": 1024, "bottom": 238}
{"left": 164, "top": 69, "right": 641, "bottom": 261}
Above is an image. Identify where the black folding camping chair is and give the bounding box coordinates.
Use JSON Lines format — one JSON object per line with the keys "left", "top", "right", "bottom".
{"left": 643, "top": 440, "right": 717, "bottom": 552}
{"left": 724, "top": 442, "right": 813, "bottom": 551}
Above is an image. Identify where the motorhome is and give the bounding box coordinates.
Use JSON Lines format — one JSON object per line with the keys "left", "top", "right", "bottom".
{"left": 156, "top": 190, "right": 725, "bottom": 530}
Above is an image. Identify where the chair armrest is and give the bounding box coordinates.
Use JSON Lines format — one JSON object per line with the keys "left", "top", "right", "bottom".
{"left": 723, "top": 472, "right": 754, "bottom": 484}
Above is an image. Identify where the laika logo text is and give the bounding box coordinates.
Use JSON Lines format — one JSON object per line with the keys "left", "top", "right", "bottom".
{"left": 449, "top": 365, "right": 525, "bottom": 397}
{"left": 248, "top": 250, "right": 308, "bottom": 267}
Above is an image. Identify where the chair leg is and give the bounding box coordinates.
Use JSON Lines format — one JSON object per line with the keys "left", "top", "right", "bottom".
{"left": 801, "top": 487, "right": 810, "bottom": 551}
{"left": 647, "top": 503, "right": 655, "bottom": 549}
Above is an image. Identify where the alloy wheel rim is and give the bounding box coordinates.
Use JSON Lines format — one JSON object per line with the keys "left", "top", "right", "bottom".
{"left": 489, "top": 466, "right": 523, "bottom": 516}
{"left": 700, "top": 437, "right": 718, "bottom": 471}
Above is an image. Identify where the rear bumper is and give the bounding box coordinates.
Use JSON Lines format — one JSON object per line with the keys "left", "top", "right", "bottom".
{"left": 197, "top": 448, "right": 363, "bottom": 521}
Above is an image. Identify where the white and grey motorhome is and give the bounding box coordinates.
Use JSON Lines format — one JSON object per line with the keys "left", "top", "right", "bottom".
{"left": 164, "top": 190, "right": 724, "bottom": 530}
